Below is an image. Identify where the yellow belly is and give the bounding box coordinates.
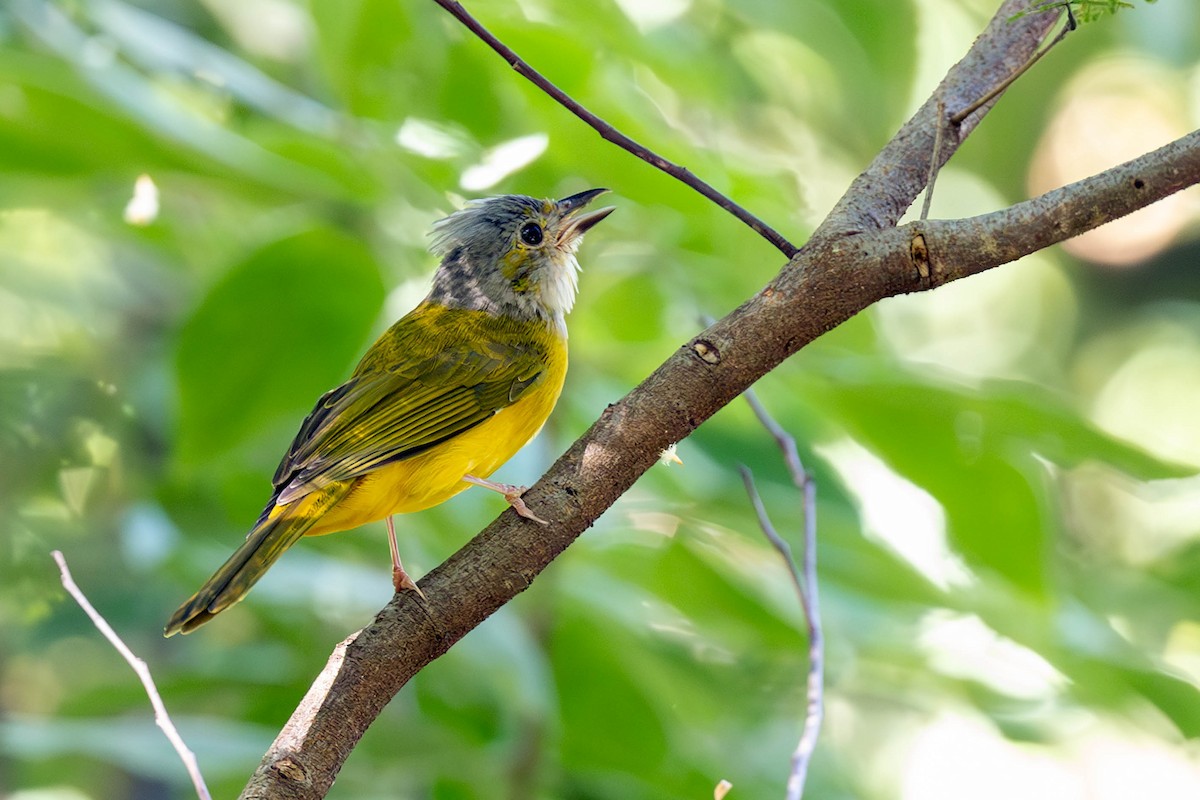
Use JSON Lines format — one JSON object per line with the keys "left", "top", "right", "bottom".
{"left": 303, "top": 347, "right": 566, "bottom": 536}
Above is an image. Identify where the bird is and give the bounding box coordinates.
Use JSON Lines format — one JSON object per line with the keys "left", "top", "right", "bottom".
{"left": 165, "top": 189, "right": 614, "bottom": 636}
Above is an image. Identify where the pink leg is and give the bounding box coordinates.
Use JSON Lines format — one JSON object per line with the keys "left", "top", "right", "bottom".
{"left": 463, "top": 474, "right": 549, "bottom": 525}
{"left": 386, "top": 516, "right": 425, "bottom": 598}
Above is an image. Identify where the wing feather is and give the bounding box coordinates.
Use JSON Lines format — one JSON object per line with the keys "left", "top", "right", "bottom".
{"left": 271, "top": 337, "right": 546, "bottom": 506}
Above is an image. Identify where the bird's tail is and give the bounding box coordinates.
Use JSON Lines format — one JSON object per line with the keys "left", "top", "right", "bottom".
{"left": 164, "top": 501, "right": 322, "bottom": 636}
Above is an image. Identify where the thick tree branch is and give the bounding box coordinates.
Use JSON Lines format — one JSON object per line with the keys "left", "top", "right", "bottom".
{"left": 238, "top": 4, "right": 1200, "bottom": 798}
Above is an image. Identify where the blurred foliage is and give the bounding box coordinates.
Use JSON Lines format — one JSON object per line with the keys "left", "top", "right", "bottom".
{"left": 1017, "top": 1, "right": 1156, "bottom": 25}
{"left": 2, "top": 1, "right": 1200, "bottom": 799}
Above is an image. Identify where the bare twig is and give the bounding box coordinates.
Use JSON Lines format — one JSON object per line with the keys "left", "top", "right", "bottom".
{"left": 950, "top": 4, "right": 1076, "bottom": 125}
{"left": 429, "top": 0, "right": 799, "bottom": 259}
{"left": 919, "top": 98, "right": 947, "bottom": 221}
{"left": 52, "top": 550, "right": 212, "bottom": 800}
{"left": 916, "top": 4, "right": 1073, "bottom": 222}
{"left": 739, "top": 389, "right": 823, "bottom": 800}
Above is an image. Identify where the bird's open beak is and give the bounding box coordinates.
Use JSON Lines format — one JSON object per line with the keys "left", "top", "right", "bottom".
{"left": 558, "top": 188, "right": 615, "bottom": 240}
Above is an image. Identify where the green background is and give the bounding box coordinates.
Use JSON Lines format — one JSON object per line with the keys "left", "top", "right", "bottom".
{"left": 3, "top": 1, "right": 1200, "bottom": 798}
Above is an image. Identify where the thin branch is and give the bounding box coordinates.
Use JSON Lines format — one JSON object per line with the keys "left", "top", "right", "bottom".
{"left": 739, "top": 389, "right": 823, "bottom": 800}
{"left": 950, "top": 3, "right": 1077, "bottom": 125}
{"left": 52, "top": 550, "right": 212, "bottom": 800}
{"left": 429, "top": 0, "right": 799, "bottom": 259}
{"left": 738, "top": 467, "right": 806, "bottom": 610}
{"left": 919, "top": 4, "right": 1074, "bottom": 222}
{"left": 919, "top": 99, "right": 946, "bottom": 222}
{"left": 921, "top": 5, "right": 1072, "bottom": 222}
{"left": 915, "top": 128, "right": 1200, "bottom": 285}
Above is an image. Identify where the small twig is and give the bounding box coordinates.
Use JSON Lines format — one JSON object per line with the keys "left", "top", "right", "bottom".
{"left": 739, "top": 390, "right": 823, "bottom": 800}
{"left": 429, "top": 0, "right": 799, "bottom": 259}
{"left": 919, "top": 98, "right": 947, "bottom": 221}
{"left": 950, "top": 3, "right": 1076, "bottom": 125}
{"left": 923, "top": 4, "right": 1075, "bottom": 221}
{"left": 52, "top": 550, "right": 212, "bottom": 800}
{"left": 738, "top": 468, "right": 808, "bottom": 621}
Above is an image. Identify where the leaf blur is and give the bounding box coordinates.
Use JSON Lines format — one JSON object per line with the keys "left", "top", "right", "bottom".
{"left": 2, "top": 1, "right": 1198, "bottom": 799}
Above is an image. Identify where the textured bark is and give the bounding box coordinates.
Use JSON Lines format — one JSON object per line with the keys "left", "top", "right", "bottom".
{"left": 240, "top": 3, "right": 1200, "bottom": 798}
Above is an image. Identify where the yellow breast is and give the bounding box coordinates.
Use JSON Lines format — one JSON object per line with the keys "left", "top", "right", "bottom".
{"left": 305, "top": 318, "right": 568, "bottom": 535}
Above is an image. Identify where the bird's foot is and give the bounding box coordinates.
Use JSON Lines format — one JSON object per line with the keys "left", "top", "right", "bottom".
{"left": 393, "top": 565, "right": 427, "bottom": 600}
{"left": 501, "top": 487, "right": 550, "bottom": 526}
{"left": 463, "top": 474, "right": 550, "bottom": 525}
{"left": 386, "top": 515, "right": 427, "bottom": 600}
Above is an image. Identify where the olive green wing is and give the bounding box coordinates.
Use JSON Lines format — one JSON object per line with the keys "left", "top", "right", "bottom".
{"left": 270, "top": 342, "right": 544, "bottom": 506}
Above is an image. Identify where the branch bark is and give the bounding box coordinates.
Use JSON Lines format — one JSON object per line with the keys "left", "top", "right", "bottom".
{"left": 239, "top": 3, "right": 1200, "bottom": 797}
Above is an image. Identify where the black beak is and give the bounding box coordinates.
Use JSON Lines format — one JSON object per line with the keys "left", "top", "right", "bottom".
{"left": 558, "top": 188, "right": 615, "bottom": 238}
{"left": 558, "top": 187, "right": 611, "bottom": 211}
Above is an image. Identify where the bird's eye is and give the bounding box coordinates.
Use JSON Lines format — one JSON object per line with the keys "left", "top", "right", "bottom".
{"left": 519, "top": 222, "right": 544, "bottom": 246}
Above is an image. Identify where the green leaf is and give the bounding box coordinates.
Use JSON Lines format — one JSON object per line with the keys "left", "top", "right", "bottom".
{"left": 175, "top": 228, "right": 385, "bottom": 462}
{"left": 1063, "top": 652, "right": 1200, "bottom": 738}
{"left": 799, "top": 362, "right": 1195, "bottom": 594}
{"left": 310, "top": 0, "right": 445, "bottom": 121}
{"left": 1122, "top": 665, "right": 1200, "bottom": 737}
{"left": 823, "top": 367, "right": 1196, "bottom": 480}
{"left": 553, "top": 606, "right": 669, "bottom": 778}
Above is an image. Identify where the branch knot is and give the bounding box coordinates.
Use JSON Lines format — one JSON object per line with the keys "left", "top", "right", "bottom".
{"left": 910, "top": 231, "right": 933, "bottom": 287}
{"left": 272, "top": 755, "right": 310, "bottom": 785}
{"left": 691, "top": 339, "right": 722, "bottom": 365}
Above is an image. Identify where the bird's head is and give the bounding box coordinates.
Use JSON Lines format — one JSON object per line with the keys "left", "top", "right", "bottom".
{"left": 428, "top": 189, "right": 614, "bottom": 325}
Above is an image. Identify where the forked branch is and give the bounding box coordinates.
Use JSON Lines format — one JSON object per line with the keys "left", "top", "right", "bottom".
{"left": 739, "top": 390, "right": 823, "bottom": 800}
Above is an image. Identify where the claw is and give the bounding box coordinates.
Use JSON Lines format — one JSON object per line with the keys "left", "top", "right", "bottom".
{"left": 386, "top": 515, "right": 427, "bottom": 599}
{"left": 393, "top": 565, "right": 427, "bottom": 599}
{"left": 503, "top": 489, "right": 550, "bottom": 526}
{"left": 463, "top": 474, "right": 551, "bottom": 525}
